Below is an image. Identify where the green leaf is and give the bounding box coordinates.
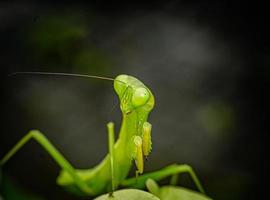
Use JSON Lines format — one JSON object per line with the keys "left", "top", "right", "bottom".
{"left": 94, "top": 189, "right": 160, "bottom": 200}
{"left": 159, "top": 186, "right": 212, "bottom": 200}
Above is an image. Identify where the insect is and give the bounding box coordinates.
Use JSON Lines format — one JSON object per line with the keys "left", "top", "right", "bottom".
{"left": 1, "top": 73, "right": 205, "bottom": 197}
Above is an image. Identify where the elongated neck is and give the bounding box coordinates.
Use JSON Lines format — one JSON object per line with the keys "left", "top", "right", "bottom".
{"left": 118, "top": 109, "right": 148, "bottom": 144}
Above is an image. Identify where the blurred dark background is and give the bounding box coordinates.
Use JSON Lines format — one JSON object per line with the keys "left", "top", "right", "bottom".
{"left": 0, "top": 1, "right": 269, "bottom": 200}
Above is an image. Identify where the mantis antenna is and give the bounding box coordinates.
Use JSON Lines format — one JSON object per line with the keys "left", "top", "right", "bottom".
{"left": 10, "top": 71, "right": 129, "bottom": 117}
{"left": 9, "top": 72, "right": 125, "bottom": 84}
{"left": 9, "top": 71, "right": 128, "bottom": 115}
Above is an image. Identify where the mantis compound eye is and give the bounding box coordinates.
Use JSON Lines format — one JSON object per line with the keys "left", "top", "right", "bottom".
{"left": 132, "top": 88, "right": 150, "bottom": 107}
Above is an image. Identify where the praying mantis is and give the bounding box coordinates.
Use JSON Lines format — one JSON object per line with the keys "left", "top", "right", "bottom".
{"left": 0, "top": 73, "right": 205, "bottom": 198}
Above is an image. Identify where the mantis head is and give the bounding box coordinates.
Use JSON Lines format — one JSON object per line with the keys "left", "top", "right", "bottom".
{"left": 114, "top": 75, "right": 155, "bottom": 115}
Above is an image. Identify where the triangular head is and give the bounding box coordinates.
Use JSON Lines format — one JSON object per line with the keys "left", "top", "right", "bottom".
{"left": 114, "top": 74, "right": 155, "bottom": 115}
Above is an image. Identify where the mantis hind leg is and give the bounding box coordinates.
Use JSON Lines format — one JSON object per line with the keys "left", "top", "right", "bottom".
{"left": 0, "top": 130, "right": 93, "bottom": 195}
{"left": 121, "top": 164, "right": 205, "bottom": 194}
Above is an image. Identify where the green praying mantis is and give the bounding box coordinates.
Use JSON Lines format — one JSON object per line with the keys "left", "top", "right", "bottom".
{"left": 0, "top": 73, "right": 205, "bottom": 198}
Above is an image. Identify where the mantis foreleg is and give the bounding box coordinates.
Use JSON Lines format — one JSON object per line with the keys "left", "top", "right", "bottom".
{"left": 0, "top": 130, "right": 93, "bottom": 195}
{"left": 121, "top": 164, "right": 205, "bottom": 194}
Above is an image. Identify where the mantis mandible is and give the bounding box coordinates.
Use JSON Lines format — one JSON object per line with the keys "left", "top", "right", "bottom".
{"left": 0, "top": 73, "right": 205, "bottom": 197}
